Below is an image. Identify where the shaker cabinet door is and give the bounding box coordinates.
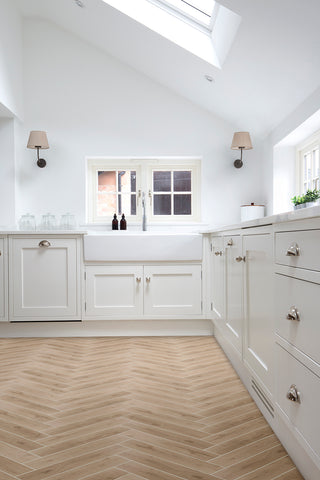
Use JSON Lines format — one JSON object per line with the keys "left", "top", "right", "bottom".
{"left": 85, "top": 265, "right": 144, "bottom": 317}
{"left": 144, "top": 265, "right": 202, "bottom": 316}
{"left": 243, "top": 233, "right": 273, "bottom": 395}
{"left": 224, "top": 235, "right": 243, "bottom": 355}
{"left": 211, "top": 235, "right": 225, "bottom": 325}
{"left": 10, "top": 237, "right": 80, "bottom": 320}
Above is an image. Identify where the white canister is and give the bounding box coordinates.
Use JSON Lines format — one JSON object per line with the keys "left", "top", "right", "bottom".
{"left": 240, "top": 203, "right": 264, "bottom": 222}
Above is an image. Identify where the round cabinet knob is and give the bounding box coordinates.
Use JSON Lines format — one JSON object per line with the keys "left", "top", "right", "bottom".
{"left": 146, "top": 276, "right": 151, "bottom": 283}
{"left": 286, "top": 243, "right": 300, "bottom": 256}
{"left": 286, "top": 306, "right": 300, "bottom": 322}
{"left": 286, "top": 384, "right": 301, "bottom": 403}
{"left": 136, "top": 277, "right": 141, "bottom": 283}
{"left": 235, "top": 256, "right": 245, "bottom": 262}
{"left": 214, "top": 251, "right": 220, "bottom": 256}
{"left": 38, "top": 240, "right": 51, "bottom": 248}
{"left": 227, "top": 239, "right": 233, "bottom": 246}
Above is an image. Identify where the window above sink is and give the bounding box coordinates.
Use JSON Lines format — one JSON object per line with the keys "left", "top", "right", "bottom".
{"left": 86, "top": 157, "right": 201, "bottom": 224}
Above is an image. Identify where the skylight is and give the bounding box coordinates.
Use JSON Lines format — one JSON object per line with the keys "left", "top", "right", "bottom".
{"left": 149, "top": 0, "right": 216, "bottom": 31}
{"left": 102, "top": 0, "right": 241, "bottom": 68}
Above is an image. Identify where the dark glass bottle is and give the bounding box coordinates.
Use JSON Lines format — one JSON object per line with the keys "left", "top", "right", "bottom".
{"left": 112, "top": 214, "right": 118, "bottom": 230}
{"left": 120, "top": 213, "right": 127, "bottom": 230}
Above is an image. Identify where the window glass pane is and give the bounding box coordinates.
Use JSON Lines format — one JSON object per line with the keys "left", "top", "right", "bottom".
{"left": 315, "top": 148, "right": 319, "bottom": 179}
{"left": 174, "top": 171, "right": 191, "bottom": 192}
{"left": 97, "top": 193, "right": 116, "bottom": 217}
{"left": 118, "top": 170, "right": 136, "bottom": 193}
{"left": 307, "top": 153, "right": 312, "bottom": 190}
{"left": 98, "top": 171, "right": 116, "bottom": 192}
{"left": 153, "top": 171, "right": 171, "bottom": 192}
{"left": 154, "top": 194, "right": 171, "bottom": 215}
{"left": 118, "top": 194, "right": 121, "bottom": 215}
{"left": 118, "top": 193, "right": 133, "bottom": 216}
{"left": 131, "top": 171, "right": 136, "bottom": 192}
{"left": 174, "top": 194, "right": 191, "bottom": 215}
{"left": 303, "top": 155, "right": 307, "bottom": 183}
{"left": 131, "top": 194, "right": 137, "bottom": 215}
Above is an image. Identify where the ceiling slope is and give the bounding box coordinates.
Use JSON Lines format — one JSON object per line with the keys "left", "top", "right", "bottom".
{"left": 16, "top": 0, "right": 320, "bottom": 138}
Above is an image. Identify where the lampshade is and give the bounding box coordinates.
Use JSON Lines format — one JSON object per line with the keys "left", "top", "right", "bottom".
{"left": 231, "top": 132, "right": 252, "bottom": 150}
{"left": 27, "top": 131, "right": 49, "bottom": 149}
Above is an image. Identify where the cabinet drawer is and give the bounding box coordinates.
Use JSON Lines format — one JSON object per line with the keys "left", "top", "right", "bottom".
{"left": 276, "top": 344, "right": 320, "bottom": 459}
{"left": 275, "top": 274, "right": 320, "bottom": 365}
{"left": 275, "top": 230, "right": 320, "bottom": 271}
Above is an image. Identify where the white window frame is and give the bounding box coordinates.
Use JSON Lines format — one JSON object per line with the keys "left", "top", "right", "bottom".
{"left": 147, "top": 0, "right": 217, "bottom": 32}
{"left": 86, "top": 157, "right": 201, "bottom": 224}
{"left": 296, "top": 130, "right": 320, "bottom": 194}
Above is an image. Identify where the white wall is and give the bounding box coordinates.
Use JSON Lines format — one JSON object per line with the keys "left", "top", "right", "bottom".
{"left": 263, "top": 87, "right": 320, "bottom": 215}
{"left": 273, "top": 146, "right": 295, "bottom": 214}
{"left": 16, "top": 19, "right": 264, "bottom": 228}
{"left": 0, "top": 0, "right": 23, "bottom": 118}
{"left": 0, "top": 118, "right": 16, "bottom": 226}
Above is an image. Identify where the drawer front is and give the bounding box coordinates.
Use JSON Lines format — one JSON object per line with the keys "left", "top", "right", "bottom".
{"left": 275, "top": 230, "right": 320, "bottom": 271}
{"left": 275, "top": 274, "right": 320, "bottom": 364}
{"left": 276, "top": 344, "right": 320, "bottom": 458}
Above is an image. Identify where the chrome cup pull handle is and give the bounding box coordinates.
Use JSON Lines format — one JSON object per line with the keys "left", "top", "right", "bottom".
{"left": 286, "top": 384, "right": 301, "bottom": 403}
{"left": 227, "top": 238, "right": 233, "bottom": 246}
{"left": 136, "top": 277, "right": 141, "bottom": 283}
{"left": 286, "top": 243, "right": 300, "bottom": 256}
{"left": 286, "top": 306, "right": 300, "bottom": 322}
{"left": 146, "top": 276, "right": 151, "bottom": 283}
{"left": 39, "top": 240, "right": 51, "bottom": 248}
{"left": 214, "top": 251, "right": 220, "bottom": 256}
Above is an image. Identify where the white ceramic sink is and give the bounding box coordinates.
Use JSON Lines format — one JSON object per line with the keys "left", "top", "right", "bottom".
{"left": 84, "top": 232, "right": 202, "bottom": 261}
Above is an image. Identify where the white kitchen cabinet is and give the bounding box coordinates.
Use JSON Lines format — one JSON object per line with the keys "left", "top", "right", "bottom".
{"left": 144, "top": 265, "right": 201, "bottom": 316}
{"left": 9, "top": 236, "right": 81, "bottom": 321}
{"left": 85, "top": 265, "right": 143, "bottom": 317}
{"left": 84, "top": 264, "right": 202, "bottom": 319}
{"left": 0, "top": 237, "right": 7, "bottom": 322}
{"left": 276, "top": 343, "right": 320, "bottom": 467}
{"left": 275, "top": 272, "right": 320, "bottom": 365}
{"left": 224, "top": 234, "right": 243, "bottom": 355}
{"left": 211, "top": 235, "right": 225, "bottom": 326}
{"left": 243, "top": 231, "right": 273, "bottom": 395}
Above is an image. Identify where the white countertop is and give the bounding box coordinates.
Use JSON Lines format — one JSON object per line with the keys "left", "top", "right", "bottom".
{"left": 0, "top": 230, "right": 88, "bottom": 235}
{"left": 201, "top": 204, "right": 320, "bottom": 234}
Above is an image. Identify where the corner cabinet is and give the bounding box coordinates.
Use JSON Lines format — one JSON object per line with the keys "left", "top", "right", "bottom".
{"left": 9, "top": 236, "right": 81, "bottom": 321}
{"left": 84, "top": 264, "right": 202, "bottom": 319}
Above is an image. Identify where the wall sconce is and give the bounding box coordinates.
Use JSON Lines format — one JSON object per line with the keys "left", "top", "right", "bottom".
{"left": 231, "top": 132, "right": 252, "bottom": 168}
{"left": 27, "top": 131, "right": 49, "bottom": 168}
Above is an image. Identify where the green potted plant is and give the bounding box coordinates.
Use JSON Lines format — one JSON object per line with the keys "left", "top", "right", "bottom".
{"left": 304, "top": 189, "right": 320, "bottom": 207}
{"left": 291, "top": 194, "right": 306, "bottom": 210}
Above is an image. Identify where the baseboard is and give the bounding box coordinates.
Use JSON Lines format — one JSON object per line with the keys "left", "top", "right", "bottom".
{"left": 0, "top": 319, "right": 214, "bottom": 337}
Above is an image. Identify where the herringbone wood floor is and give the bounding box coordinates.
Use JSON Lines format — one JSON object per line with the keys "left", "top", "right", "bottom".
{"left": 0, "top": 337, "right": 303, "bottom": 480}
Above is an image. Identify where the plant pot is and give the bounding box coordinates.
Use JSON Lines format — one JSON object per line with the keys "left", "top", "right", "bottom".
{"left": 294, "top": 204, "right": 306, "bottom": 210}
{"left": 306, "top": 200, "right": 320, "bottom": 207}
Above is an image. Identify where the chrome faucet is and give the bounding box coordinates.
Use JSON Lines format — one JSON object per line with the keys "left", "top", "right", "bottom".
{"left": 142, "top": 191, "right": 147, "bottom": 231}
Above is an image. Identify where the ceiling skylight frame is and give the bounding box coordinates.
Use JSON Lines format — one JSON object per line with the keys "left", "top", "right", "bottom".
{"left": 147, "top": 0, "right": 217, "bottom": 34}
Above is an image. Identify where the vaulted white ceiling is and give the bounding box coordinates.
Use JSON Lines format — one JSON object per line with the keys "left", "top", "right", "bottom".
{"left": 16, "top": 0, "right": 320, "bottom": 138}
